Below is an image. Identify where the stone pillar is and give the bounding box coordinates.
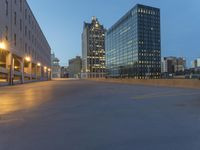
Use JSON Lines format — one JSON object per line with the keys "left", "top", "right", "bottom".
{"left": 39, "top": 66, "right": 42, "bottom": 80}
{"left": 35, "top": 65, "right": 37, "bottom": 79}
{"left": 6, "top": 53, "right": 14, "bottom": 85}
{"left": 21, "top": 58, "right": 24, "bottom": 84}
{"left": 29, "top": 62, "right": 32, "bottom": 80}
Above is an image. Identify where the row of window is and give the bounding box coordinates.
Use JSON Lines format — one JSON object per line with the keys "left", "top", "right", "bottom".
{"left": 4, "top": 0, "right": 49, "bottom": 51}
{"left": 2, "top": 0, "right": 50, "bottom": 65}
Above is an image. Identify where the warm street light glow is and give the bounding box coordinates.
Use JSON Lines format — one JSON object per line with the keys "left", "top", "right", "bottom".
{"left": 0, "top": 42, "right": 6, "bottom": 50}
{"left": 37, "top": 63, "right": 41, "bottom": 66}
{"left": 48, "top": 68, "right": 51, "bottom": 72}
{"left": 44, "top": 66, "right": 47, "bottom": 70}
{"left": 25, "top": 56, "right": 31, "bottom": 62}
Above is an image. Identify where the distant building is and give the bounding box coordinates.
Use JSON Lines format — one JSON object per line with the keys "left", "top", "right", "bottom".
{"left": 191, "top": 57, "right": 200, "bottom": 68}
{"left": 82, "top": 17, "right": 106, "bottom": 78}
{"left": 51, "top": 53, "right": 61, "bottom": 78}
{"left": 191, "top": 60, "right": 198, "bottom": 68}
{"left": 69, "top": 56, "right": 82, "bottom": 78}
{"left": 60, "top": 66, "right": 69, "bottom": 78}
{"left": 106, "top": 4, "right": 161, "bottom": 79}
{"left": 161, "top": 57, "right": 186, "bottom": 74}
{"left": 197, "top": 58, "right": 200, "bottom": 67}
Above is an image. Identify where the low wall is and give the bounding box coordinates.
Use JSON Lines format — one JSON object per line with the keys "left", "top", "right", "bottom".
{"left": 0, "top": 82, "right": 9, "bottom": 86}
{"left": 89, "top": 78, "right": 200, "bottom": 89}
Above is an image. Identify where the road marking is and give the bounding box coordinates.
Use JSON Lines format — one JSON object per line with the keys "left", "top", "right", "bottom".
{"left": 133, "top": 92, "right": 200, "bottom": 100}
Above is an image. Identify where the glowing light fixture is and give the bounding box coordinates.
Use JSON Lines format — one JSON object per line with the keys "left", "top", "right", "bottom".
{"left": 48, "top": 68, "right": 51, "bottom": 72}
{"left": 0, "top": 42, "right": 6, "bottom": 50}
{"left": 25, "top": 56, "right": 31, "bottom": 62}
{"left": 37, "top": 63, "right": 41, "bottom": 66}
{"left": 44, "top": 66, "right": 47, "bottom": 70}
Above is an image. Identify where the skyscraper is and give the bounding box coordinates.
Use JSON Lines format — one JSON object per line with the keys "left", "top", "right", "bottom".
{"left": 106, "top": 4, "right": 161, "bottom": 79}
{"left": 82, "top": 17, "right": 106, "bottom": 78}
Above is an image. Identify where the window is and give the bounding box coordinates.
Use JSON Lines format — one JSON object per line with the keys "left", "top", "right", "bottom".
{"left": 14, "top": 12, "right": 17, "bottom": 25}
{"left": 25, "top": 9, "right": 27, "bottom": 19}
{"left": 28, "top": 30, "right": 30, "bottom": 40}
{"left": 5, "top": 26, "right": 8, "bottom": 41}
{"left": 25, "top": 26, "right": 27, "bottom": 36}
{"left": 28, "top": 15, "right": 31, "bottom": 24}
{"left": 5, "top": 0, "right": 8, "bottom": 16}
{"left": 25, "top": 43, "right": 27, "bottom": 53}
{"left": 20, "top": 19, "right": 22, "bottom": 31}
{"left": 20, "top": 38, "right": 22, "bottom": 49}
{"left": 14, "top": 34, "right": 17, "bottom": 46}
{"left": 20, "top": 0, "right": 22, "bottom": 12}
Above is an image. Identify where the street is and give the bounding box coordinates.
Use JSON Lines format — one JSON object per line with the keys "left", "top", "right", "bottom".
{"left": 0, "top": 80, "right": 200, "bottom": 150}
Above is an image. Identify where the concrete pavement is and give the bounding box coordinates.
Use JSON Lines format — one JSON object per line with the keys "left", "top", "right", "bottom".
{"left": 0, "top": 80, "right": 200, "bottom": 150}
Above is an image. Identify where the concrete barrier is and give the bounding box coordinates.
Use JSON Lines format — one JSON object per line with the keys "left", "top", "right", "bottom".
{"left": 52, "top": 78, "right": 80, "bottom": 81}
{"left": 89, "top": 78, "right": 200, "bottom": 89}
{"left": 0, "top": 82, "right": 9, "bottom": 86}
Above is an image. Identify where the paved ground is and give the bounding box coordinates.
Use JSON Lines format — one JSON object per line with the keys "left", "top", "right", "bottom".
{"left": 0, "top": 80, "right": 200, "bottom": 150}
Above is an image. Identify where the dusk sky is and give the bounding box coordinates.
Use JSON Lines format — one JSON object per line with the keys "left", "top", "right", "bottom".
{"left": 28, "top": 0, "right": 200, "bottom": 67}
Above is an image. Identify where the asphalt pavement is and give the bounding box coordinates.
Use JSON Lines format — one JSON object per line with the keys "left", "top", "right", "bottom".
{"left": 0, "top": 80, "right": 200, "bottom": 150}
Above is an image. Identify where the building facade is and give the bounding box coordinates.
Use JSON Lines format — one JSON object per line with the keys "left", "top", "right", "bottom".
{"left": 51, "top": 53, "right": 60, "bottom": 78}
{"left": 69, "top": 56, "right": 82, "bottom": 78}
{"left": 197, "top": 58, "right": 200, "bottom": 67}
{"left": 0, "top": 0, "right": 51, "bottom": 85}
{"left": 161, "top": 57, "right": 186, "bottom": 74}
{"left": 191, "top": 60, "right": 198, "bottom": 68}
{"left": 191, "top": 57, "right": 200, "bottom": 68}
{"left": 106, "top": 4, "right": 161, "bottom": 79}
{"left": 60, "top": 66, "right": 69, "bottom": 78}
{"left": 82, "top": 17, "right": 106, "bottom": 78}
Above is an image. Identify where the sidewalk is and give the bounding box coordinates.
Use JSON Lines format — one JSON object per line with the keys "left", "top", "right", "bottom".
{"left": 89, "top": 78, "right": 200, "bottom": 89}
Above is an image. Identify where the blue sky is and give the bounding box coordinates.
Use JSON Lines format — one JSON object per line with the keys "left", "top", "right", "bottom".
{"left": 28, "top": 0, "right": 200, "bottom": 67}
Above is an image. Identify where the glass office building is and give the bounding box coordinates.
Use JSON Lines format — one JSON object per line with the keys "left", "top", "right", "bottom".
{"left": 106, "top": 4, "right": 161, "bottom": 78}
